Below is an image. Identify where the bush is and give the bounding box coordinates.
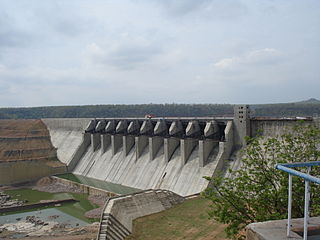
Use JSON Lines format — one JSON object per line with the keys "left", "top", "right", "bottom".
{"left": 203, "top": 123, "right": 320, "bottom": 239}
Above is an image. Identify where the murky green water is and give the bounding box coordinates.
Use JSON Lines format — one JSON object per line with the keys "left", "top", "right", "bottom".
{"left": 2, "top": 188, "right": 99, "bottom": 224}
{"left": 56, "top": 173, "right": 140, "bottom": 195}
{"left": 0, "top": 208, "right": 87, "bottom": 227}
{"left": 1, "top": 174, "right": 140, "bottom": 226}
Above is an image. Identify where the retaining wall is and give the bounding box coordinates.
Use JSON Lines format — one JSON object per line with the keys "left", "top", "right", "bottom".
{"left": 97, "top": 189, "right": 184, "bottom": 240}
{"left": 250, "top": 119, "right": 317, "bottom": 137}
{"left": 52, "top": 176, "right": 118, "bottom": 197}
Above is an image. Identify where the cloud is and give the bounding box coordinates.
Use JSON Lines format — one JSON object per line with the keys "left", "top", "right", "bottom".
{"left": 0, "top": 10, "right": 32, "bottom": 48}
{"left": 85, "top": 40, "right": 162, "bottom": 70}
{"left": 213, "top": 48, "right": 283, "bottom": 70}
{"left": 153, "top": 0, "right": 247, "bottom": 19}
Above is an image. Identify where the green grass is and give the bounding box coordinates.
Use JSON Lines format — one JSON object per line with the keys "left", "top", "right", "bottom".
{"left": 126, "top": 196, "right": 229, "bottom": 240}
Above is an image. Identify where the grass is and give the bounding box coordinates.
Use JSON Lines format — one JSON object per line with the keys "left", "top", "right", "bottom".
{"left": 126, "top": 196, "right": 229, "bottom": 240}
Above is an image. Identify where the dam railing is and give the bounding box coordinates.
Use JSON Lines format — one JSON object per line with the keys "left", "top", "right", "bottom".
{"left": 275, "top": 161, "right": 320, "bottom": 240}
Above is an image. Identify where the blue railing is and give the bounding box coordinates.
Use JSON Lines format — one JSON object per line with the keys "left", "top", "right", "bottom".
{"left": 275, "top": 161, "right": 320, "bottom": 240}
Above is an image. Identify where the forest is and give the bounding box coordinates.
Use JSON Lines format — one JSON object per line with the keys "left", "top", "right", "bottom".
{"left": 0, "top": 100, "right": 319, "bottom": 119}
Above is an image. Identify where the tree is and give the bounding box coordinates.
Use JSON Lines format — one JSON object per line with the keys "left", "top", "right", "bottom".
{"left": 203, "top": 123, "right": 320, "bottom": 239}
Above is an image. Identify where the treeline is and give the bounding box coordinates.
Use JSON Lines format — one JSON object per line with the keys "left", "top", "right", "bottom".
{"left": 251, "top": 103, "right": 320, "bottom": 117}
{"left": 0, "top": 102, "right": 319, "bottom": 119}
{"left": 0, "top": 104, "right": 234, "bottom": 119}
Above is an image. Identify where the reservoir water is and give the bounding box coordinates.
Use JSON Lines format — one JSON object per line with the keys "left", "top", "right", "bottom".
{"left": 56, "top": 173, "right": 140, "bottom": 195}
{"left": 1, "top": 188, "right": 99, "bottom": 225}
{"left": 1, "top": 174, "right": 140, "bottom": 226}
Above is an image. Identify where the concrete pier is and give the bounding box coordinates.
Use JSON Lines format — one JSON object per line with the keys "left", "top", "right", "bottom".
{"left": 140, "top": 120, "right": 153, "bottom": 135}
{"left": 204, "top": 120, "right": 220, "bottom": 138}
{"left": 101, "top": 134, "right": 111, "bottom": 154}
{"left": 123, "top": 136, "right": 135, "bottom": 156}
{"left": 112, "top": 135, "right": 122, "bottom": 156}
{"left": 199, "top": 139, "right": 217, "bottom": 167}
{"left": 105, "top": 120, "right": 116, "bottom": 134}
{"left": 154, "top": 119, "right": 168, "bottom": 136}
{"left": 149, "top": 136, "right": 163, "bottom": 160}
{"left": 181, "top": 139, "right": 197, "bottom": 164}
{"left": 95, "top": 120, "right": 106, "bottom": 132}
{"left": 186, "top": 120, "right": 201, "bottom": 138}
{"left": 128, "top": 120, "right": 140, "bottom": 135}
{"left": 164, "top": 138, "right": 180, "bottom": 162}
{"left": 116, "top": 120, "right": 128, "bottom": 134}
{"left": 91, "top": 133, "right": 100, "bottom": 151}
{"left": 169, "top": 120, "right": 183, "bottom": 137}
{"left": 135, "top": 136, "right": 148, "bottom": 160}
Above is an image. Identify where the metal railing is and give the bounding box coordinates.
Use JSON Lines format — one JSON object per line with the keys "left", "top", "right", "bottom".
{"left": 275, "top": 161, "right": 320, "bottom": 240}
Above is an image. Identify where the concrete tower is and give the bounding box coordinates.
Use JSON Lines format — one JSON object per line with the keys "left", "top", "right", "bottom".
{"left": 233, "top": 105, "right": 251, "bottom": 148}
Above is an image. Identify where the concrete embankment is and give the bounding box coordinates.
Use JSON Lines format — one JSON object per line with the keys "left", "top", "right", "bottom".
{"left": 251, "top": 117, "right": 320, "bottom": 137}
{"left": 52, "top": 176, "right": 118, "bottom": 197}
{"left": 97, "top": 189, "right": 184, "bottom": 240}
{"left": 42, "top": 118, "right": 91, "bottom": 165}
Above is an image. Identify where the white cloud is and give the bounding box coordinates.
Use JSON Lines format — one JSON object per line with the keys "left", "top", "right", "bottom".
{"left": 213, "top": 48, "right": 283, "bottom": 70}
{"left": 85, "top": 38, "right": 163, "bottom": 70}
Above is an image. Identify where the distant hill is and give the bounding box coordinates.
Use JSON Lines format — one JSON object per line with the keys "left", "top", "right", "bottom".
{"left": 0, "top": 99, "right": 319, "bottom": 119}
{"left": 295, "top": 98, "right": 320, "bottom": 104}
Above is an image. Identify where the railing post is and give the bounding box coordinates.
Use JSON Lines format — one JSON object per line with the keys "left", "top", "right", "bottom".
{"left": 287, "top": 174, "right": 292, "bottom": 237}
{"left": 304, "top": 179, "right": 310, "bottom": 240}
{"left": 307, "top": 166, "right": 311, "bottom": 225}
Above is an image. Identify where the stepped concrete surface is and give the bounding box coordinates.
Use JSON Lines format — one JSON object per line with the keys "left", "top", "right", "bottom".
{"left": 97, "top": 189, "right": 184, "bottom": 240}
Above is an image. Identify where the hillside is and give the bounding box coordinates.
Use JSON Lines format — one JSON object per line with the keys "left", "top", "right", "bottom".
{"left": 0, "top": 99, "right": 319, "bottom": 119}
{"left": 0, "top": 119, "right": 61, "bottom": 163}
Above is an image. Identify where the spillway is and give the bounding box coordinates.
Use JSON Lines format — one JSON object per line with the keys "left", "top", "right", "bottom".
{"left": 43, "top": 117, "right": 234, "bottom": 197}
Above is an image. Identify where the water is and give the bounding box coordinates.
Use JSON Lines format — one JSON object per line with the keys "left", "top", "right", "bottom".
{"left": 2, "top": 188, "right": 99, "bottom": 224}
{"left": 56, "top": 173, "right": 140, "bottom": 195}
{"left": 0, "top": 208, "right": 87, "bottom": 227}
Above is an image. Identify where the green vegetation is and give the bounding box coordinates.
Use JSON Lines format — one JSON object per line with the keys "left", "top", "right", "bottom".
{"left": 203, "top": 124, "right": 320, "bottom": 239}
{"left": 1, "top": 99, "right": 320, "bottom": 119}
{"left": 0, "top": 104, "right": 233, "bottom": 119}
{"left": 126, "top": 197, "right": 229, "bottom": 240}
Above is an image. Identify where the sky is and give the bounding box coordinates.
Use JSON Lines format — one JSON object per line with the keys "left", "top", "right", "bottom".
{"left": 0, "top": 0, "right": 319, "bottom": 107}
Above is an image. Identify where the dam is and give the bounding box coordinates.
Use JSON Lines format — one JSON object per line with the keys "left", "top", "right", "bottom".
{"left": 41, "top": 104, "right": 319, "bottom": 197}
{"left": 43, "top": 115, "right": 235, "bottom": 197}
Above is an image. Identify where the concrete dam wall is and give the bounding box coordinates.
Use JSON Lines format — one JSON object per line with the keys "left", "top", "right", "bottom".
{"left": 43, "top": 117, "right": 234, "bottom": 196}
{"left": 42, "top": 118, "right": 91, "bottom": 166}
{"left": 42, "top": 107, "right": 320, "bottom": 197}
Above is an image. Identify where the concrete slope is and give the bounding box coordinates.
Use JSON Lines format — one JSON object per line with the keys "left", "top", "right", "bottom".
{"left": 73, "top": 143, "right": 219, "bottom": 197}
{"left": 97, "top": 189, "right": 185, "bottom": 240}
{"left": 42, "top": 118, "right": 90, "bottom": 165}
